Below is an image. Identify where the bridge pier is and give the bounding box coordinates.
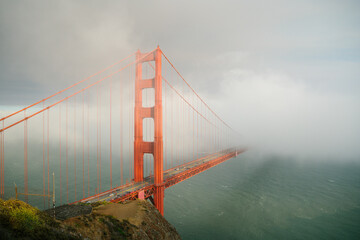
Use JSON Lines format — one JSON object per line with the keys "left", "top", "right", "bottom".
{"left": 134, "top": 46, "right": 164, "bottom": 215}
{"left": 154, "top": 185, "right": 164, "bottom": 215}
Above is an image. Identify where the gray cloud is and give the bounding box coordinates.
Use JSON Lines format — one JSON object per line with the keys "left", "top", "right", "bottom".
{"left": 1, "top": 0, "right": 359, "bottom": 159}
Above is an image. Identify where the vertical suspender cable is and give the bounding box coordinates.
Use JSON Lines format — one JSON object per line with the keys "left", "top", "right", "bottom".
{"left": 47, "top": 108, "right": 50, "bottom": 207}
{"left": 87, "top": 92, "right": 90, "bottom": 196}
{"left": 197, "top": 101, "right": 199, "bottom": 161}
{"left": 128, "top": 66, "right": 131, "bottom": 182}
{"left": 66, "top": 99, "right": 69, "bottom": 203}
{"left": 193, "top": 95, "right": 195, "bottom": 161}
{"left": 97, "top": 87, "right": 99, "bottom": 193}
{"left": 0, "top": 122, "right": 1, "bottom": 198}
{"left": 120, "top": 74, "right": 123, "bottom": 186}
{"left": 164, "top": 82, "right": 166, "bottom": 171}
{"left": 82, "top": 92, "right": 85, "bottom": 198}
{"left": 2, "top": 121, "right": 3, "bottom": 198}
{"left": 0, "top": 120, "right": 4, "bottom": 198}
{"left": 171, "top": 89, "right": 173, "bottom": 168}
{"left": 181, "top": 87, "right": 184, "bottom": 164}
{"left": 24, "top": 110, "right": 28, "bottom": 203}
{"left": 74, "top": 97, "right": 76, "bottom": 201}
{"left": 144, "top": 84, "right": 148, "bottom": 177}
{"left": 110, "top": 77, "right": 112, "bottom": 189}
{"left": 43, "top": 102, "right": 46, "bottom": 207}
{"left": 0, "top": 121, "right": 2, "bottom": 198}
{"left": 59, "top": 104, "right": 62, "bottom": 204}
{"left": 188, "top": 97, "right": 191, "bottom": 163}
{"left": 2, "top": 120, "right": 5, "bottom": 197}
{"left": 177, "top": 94, "right": 179, "bottom": 166}
{"left": 99, "top": 85, "right": 102, "bottom": 191}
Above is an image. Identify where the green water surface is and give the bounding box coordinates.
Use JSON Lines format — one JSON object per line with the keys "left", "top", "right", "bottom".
{"left": 164, "top": 151, "right": 360, "bottom": 240}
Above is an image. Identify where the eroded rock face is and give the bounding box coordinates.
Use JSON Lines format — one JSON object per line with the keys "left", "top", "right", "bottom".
{"left": 68, "top": 200, "right": 181, "bottom": 240}
{"left": 0, "top": 198, "right": 181, "bottom": 240}
{"left": 94, "top": 200, "right": 181, "bottom": 240}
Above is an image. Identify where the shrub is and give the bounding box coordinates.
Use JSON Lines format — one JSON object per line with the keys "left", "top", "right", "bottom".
{"left": 9, "top": 206, "right": 43, "bottom": 232}
{"left": 0, "top": 199, "right": 44, "bottom": 233}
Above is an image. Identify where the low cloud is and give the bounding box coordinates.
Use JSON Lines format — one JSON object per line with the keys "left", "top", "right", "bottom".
{"left": 210, "top": 66, "right": 360, "bottom": 160}
{"left": 1, "top": 0, "right": 359, "bottom": 161}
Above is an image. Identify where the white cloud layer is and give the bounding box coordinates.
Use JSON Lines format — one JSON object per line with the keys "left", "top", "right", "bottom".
{"left": 1, "top": 0, "right": 359, "bottom": 160}
{"left": 210, "top": 66, "right": 360, "bottom": 160}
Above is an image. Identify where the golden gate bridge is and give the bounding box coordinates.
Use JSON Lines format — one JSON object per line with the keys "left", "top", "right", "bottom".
{"left": 0, "top": 46, "right": 245, "bottom": 215}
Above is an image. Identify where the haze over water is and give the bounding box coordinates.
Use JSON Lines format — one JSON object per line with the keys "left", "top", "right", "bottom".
{"left": 165, "top": 151, "right": 360, "bottom": 239}
{"left": 1, "top": 1, "right": 360, "bottom": 240}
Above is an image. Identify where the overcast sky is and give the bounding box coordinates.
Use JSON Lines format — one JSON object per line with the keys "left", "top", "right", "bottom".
{"left": 1, "top": 0, "right": 359, "bottom": 159}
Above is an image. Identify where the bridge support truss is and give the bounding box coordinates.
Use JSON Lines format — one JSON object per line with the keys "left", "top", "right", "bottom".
{"left": 134, "top": 47, "right": 164, "bottom": 215}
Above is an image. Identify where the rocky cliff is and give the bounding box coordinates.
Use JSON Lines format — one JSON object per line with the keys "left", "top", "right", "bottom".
{"left": 0, "top": 198, "right": 181, "bottom": 240}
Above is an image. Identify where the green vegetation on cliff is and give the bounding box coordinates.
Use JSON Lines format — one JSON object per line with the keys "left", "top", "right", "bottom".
{"left": 0, "top": 198, "right": 181, "bottom": 240}
{"left": 0, "top": 198, "right": 79, "bottom": 239}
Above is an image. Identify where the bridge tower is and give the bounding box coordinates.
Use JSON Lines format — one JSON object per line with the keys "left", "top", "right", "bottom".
{"left": 134, "top": 47, "right": 164, "bottom": 215}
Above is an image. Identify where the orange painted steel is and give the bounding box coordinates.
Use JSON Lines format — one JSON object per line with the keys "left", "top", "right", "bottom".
{"left": 0, "top": 122, "right": 4, "bottom": 197}
{"left": 43, "top": 103, "right": 46, "bottom": 207}
{"left": 164, "top": 149, "right": 245, "bottom": 189}
{"left": 0, "top": 51, "right": 154, "bottom": 134}
{"left": 73, "top": 98, "right": 76, "bottom": 201}
{"left": 66, "top": 100, "right": 69, "bottom": 203}
{"left": 59, "top": 105, "right": 62, "bottom": 204}
{"left": 82, "top": 93, "right": 85, "bottom": 199}
{"left": 24, "top": 112, "right": 28, "bottom": 203}
{"left": 1, "top": 46, "right": 240, "bottom": 216}
{"left": 0, "top": 53, "right": 136, "bottom": 123}
{"left": 134, "top": 47, "right": 164, "bottom": 215}
{"left": 108, "top": 149, "right": 245, "bottom": 204}
{"left": 87, "top": 94, "right": 90, "bottom": 196}
{"left": 147, "top": 62, "right": 217, "bottom": 129}
{"left": 161, "top": 51, "right": 235, "bottom": 133}
{"left": 47, "top": 109, "right": 50, "bottom": 206}
{"left": 72, "top": 180, "right": 137, "bottom": 204}
{"left": 73, "top": 149, "right": 244, "bottom": 206}
{"left": 109, "top": 79, "right": 113, "bottom": 189}
{"left": 119, "top": 74, "right": 124, "bottom": 186}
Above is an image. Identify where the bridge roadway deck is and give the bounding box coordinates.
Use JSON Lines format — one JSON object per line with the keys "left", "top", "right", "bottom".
{"left": 75, "top": 148, "right": 244, "bottom": 204}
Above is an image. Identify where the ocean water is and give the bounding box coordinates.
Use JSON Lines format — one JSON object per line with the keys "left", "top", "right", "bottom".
{"left": 3, "top": 146, "right": 360, "bottom": 239}
{"left": 164, "top": 151, "right": 360, "bottom": 240}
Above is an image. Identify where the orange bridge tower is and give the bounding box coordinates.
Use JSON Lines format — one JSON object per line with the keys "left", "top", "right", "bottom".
{"left": 134, "top": 47, "right": 164, "bottom": 215}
